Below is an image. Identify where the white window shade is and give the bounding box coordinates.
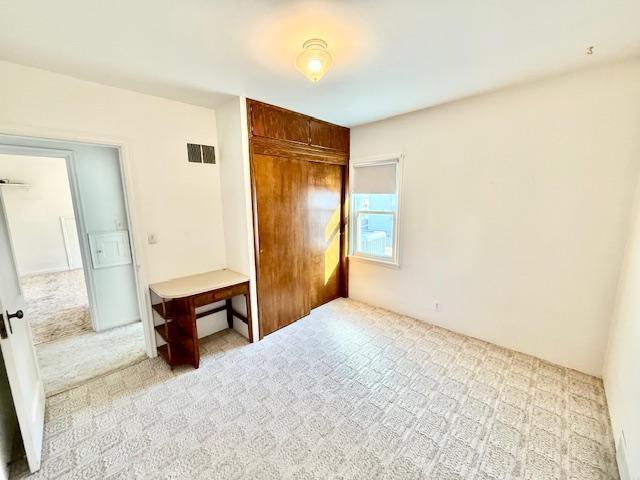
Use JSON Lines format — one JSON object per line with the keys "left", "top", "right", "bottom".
{"left": 352, "top": 162, "right": 397, "bottom": 194}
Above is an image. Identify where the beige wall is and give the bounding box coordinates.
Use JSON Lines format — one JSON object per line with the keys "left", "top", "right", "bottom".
{"left": 349, "top": 58, "right": 640, "bottom": 376}
{"left": 0, "top": 60, "right": 226, "bottom": 284}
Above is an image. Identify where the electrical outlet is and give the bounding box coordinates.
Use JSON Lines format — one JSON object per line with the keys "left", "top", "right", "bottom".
{"left": 148, "top": 233, "right": 158, "bottom": 245}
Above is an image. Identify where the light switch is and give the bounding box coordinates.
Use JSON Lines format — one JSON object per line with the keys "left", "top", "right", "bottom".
{"left": 148, "top": 233, "right": 158, "bottom": 245}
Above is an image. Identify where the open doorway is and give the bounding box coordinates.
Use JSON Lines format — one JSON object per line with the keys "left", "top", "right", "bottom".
{"left": 1, "top": 156, "right": 91, "bottom": 344}
{"left": 0, "top": 147, "right": 146, "bottom": 396}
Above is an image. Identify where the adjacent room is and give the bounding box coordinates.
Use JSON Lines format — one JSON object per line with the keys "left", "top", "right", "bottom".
{"left": 0, "top": 1, "right": 638, "bottom": 479}
{"left": 0, "top": 155, "right": 90, "bottom": 344}
{"left": 0, "top": 149, "right": 146, "bottom": 397}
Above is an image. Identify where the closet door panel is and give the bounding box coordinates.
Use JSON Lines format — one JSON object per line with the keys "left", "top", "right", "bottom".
{"left": 307, "top": 161, "right": 343, "bottom": 309}
{"left": 252, "top": 154, "right": 309, "bottom": 337}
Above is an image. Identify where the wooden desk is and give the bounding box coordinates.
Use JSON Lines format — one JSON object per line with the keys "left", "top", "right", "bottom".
{"left": 149, "top": 269, "right": 252, "bottom": 369}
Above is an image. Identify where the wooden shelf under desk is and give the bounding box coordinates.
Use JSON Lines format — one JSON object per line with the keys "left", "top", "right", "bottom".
{"left": 151, "top": 301, "right": 181, "bottom": 321}
{"left": 154, "top": 321, "right": 195, "bottom": 353}
{"left": 149, "top": 269, "right": 253, "bottom": 369}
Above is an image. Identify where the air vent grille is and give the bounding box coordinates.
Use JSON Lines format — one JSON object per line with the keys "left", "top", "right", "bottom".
{"left": 202, "top": 145, "right": 216, "bottom": 164}
{"left": 187, "top": 143, "right": 216, "bottom": 164}
{"left": 187, "top": 143, "right": 202, "bottom": 163}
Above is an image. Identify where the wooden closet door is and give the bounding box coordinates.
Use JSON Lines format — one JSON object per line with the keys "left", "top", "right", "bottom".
{"left": 307, "top": 162, "right": 344, "bottom": 309}
{"left": 252, "top": 153, "right": 310, "bottom": 337}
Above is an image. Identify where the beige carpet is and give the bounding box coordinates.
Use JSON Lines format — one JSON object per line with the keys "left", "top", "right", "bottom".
{"left": 21, "top": 270, "right": 92, "bottom": 345}
{"left": 13, "top": 299, "right": 617, "bottom": 479}
{"left": 35, "top": 322, "right": 146, "bottom": 397}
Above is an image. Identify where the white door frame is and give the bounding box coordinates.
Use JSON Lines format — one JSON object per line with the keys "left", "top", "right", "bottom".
{"left": 0, "top": 136, "right": 155, "bottom": 358}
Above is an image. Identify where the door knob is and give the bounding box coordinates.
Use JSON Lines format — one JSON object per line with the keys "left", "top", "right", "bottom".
{"left": 4, "top": 310, "right": 23, "bottom": 335}
{"left": 7, "top": 310, "right": 23, "bottom": 320}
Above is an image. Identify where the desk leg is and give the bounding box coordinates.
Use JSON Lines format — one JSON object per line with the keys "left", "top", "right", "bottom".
{"left": 225, "top": 299, "right": 233, "bottom": 329}
{"left": 245, "top": 292, "right": 253, "bottom": 343}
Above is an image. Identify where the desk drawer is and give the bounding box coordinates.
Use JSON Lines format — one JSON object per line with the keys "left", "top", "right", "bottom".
{"left": 193, "top": 283, "right": 248, "bottom": 307}
{"left": 213, "top": 283, "right": 247, "bottom": 301}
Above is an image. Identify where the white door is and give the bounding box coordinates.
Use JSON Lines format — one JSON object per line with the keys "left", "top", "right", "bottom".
{"left": 60, "top": 216, "right": 83, "bottom": 269}
{"left": 0, "top": 194, "right": 45, "bottom": 473}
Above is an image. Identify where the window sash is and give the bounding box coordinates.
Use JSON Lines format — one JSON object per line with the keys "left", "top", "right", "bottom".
{"left": 349, "top": 154, "right": 402, "bottom": 266}
{"left": 353, "top": 210, "right": 397, "bottom": 260}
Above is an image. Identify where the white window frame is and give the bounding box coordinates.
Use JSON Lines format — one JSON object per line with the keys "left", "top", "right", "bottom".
{"left": 349, "top": 153, "right": 403, "bottom": 267}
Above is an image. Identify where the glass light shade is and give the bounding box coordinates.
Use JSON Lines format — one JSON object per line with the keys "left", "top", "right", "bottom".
{"left": 296, "top": 39, "right": 333, "bottom": 82}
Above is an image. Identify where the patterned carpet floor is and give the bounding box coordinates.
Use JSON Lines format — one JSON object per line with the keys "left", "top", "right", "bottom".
{"left": 36, "top": 322, "right": 147, "bottom": 397}
{"left": 21, "top": 270, "right": 92, "bottom": 345}
{"left": 13, "top": 299, "right": 618, "bottom": 479}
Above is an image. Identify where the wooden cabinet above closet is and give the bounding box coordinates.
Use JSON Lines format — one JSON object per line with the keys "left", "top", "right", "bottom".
{"left": 309, "top": 119, "right": 350, "bottom": 152}
{"left": 248, "top": 100, "right": 349, "bottom": 154}
{"left": 250, "top": 101, "right": 309, "bottom": 144}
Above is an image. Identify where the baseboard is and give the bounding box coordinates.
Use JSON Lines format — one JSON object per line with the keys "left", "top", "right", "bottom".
{"left": 19, "top": 266, "right": 75, "bottom": 277}
{"left": 93, "top": 317, "right": 141, "bottom": 333}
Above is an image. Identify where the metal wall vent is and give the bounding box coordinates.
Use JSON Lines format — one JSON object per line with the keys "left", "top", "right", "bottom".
{"left": 187, "top": 143, "right": 202, "bottom": 163}
{"left": 202, "top": 145, "right": 216, "bottom": 164}
{"left": 187, "top": 143, "right": 216, "bottom": 164}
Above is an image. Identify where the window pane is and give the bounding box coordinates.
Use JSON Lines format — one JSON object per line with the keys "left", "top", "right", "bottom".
{"left": 356, "top": 212, "right": 394, "bottom": 258}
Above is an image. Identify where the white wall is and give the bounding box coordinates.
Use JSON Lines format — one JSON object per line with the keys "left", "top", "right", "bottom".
{"left": 218, "top": 98, "right": 251, "bottom": 277}
{"left": 603, "top": 180, "right": 640, "bottom": 479}
{"left": 0, "top": 60, "right": 227, "bottom": 285}
{"left": 217, "top": 97, "right": 259, "bottom": 340}
{"left": 350, "top": 58, "right": 640, "bottom": 376}
{"left": 0, "top": 155, "right": 76, "bottom": 276}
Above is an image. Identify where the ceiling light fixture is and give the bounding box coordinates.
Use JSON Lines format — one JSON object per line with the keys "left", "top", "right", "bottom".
{"left": 296, "top": 39, "right": 333, "bottom": 82}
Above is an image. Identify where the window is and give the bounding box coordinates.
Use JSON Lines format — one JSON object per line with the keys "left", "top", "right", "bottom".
{"left": 350, "top": 155, "right": 401, "bottom": 266}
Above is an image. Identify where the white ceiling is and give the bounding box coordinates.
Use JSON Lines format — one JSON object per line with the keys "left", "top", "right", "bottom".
{"left": 0, "top": 0, "right": 638, "bottom": 126}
